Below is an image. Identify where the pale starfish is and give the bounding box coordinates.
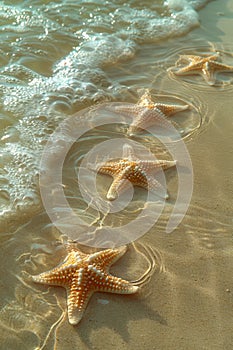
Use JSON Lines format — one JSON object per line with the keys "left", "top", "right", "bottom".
{"left": 110, "top": 90, "right": 189, "bottom": 136}
{"left": 168, "top": 53, "right": 233, "bottom": 85}
{"left": 32, "top": 244, "right": 139, "bottom": 325}
{"left": 94, "top": 144, "right": 176, "bottom": 200}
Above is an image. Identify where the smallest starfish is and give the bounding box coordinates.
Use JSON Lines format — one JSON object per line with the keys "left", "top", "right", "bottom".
{"left": 109, "top": 90, "right": 189, "bottom": 136}
{"left": 93, "top": 144, "right": 176, "bottom": 200}
{"left": 168, "top": 53, "right": 233, "bottom": 85}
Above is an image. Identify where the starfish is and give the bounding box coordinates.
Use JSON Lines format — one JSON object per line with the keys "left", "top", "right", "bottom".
{"left": 32, "top": 244, "right": 139, "bottom": 325}
{"left": 94, "top": 144, "right": 176, "bottom": 200}
{"left": 110, "top": 90, "right": 189, "bottom": 136}
{"left": 168, "top": 53, "right": 233, "bottom": 85}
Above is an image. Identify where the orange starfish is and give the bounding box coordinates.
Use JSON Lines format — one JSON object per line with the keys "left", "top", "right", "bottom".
{"left": 32, "top": 244, "right": 138, "bottom": 325}
{"left": 95, "top": 144, "right": 176, "bottom": 200}
{"left": 111, "top": 90, "right": 189, "bottom": 136}
{"left": 169, "top": 53, "right": 233, "bottom": 85}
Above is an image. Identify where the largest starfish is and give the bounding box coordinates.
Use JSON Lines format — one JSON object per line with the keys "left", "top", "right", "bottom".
{"left": 94, "top": 144, "right": 176, "bottom": 200}
{"left": 109, "top": 90, "right": 189, "bottom": 136}
{"left": 168, "top": 53, "right": 233, "bottom": 85}
{"left": 32, "top": 244, "right": 138, "bottom": 325}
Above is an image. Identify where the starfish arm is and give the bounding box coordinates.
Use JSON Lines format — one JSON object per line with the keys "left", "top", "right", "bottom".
{"left": 66, "top": 283, "right": 93, "bottom": 325}
{"left": 31, "top": 263, "right": 70, "bottom": 287}
{"left": 31, "top": 250, "right": 87, "bottom": 287}
{"left": 137, "top": 90, "right": 154, "bottom": 107}
{"left": 131, "top": 175, "right": 148, "bottom": 189}
{"left": 112, "top": 105, "right": 148, "bottom": 121}
{"left": 178, "top": 54, "right": 201, "bottom": 63}
{"left": 174, "top": 62, "right": 204, "bottom": 75}
{"left": 140, "top": 159, "right": 177, "bottom": 172}
{"left": 87, "top": 246, "right": 127, "bottom": 268}
{"left": 210, "top": 60, "right": 233, "bottom": 72}
{"left": 155, "top": 103, "right": 189, "bottom": 116}
{"left": 97, "top": 274, "right": 139, "bottom": 294}
{"left": 65, "top": 244, "right": 87, "bottom": 259}
{"left": 107, "top": 174, "right": 132, "bottom": 200}
{"left": 155, "top": 159, "right": 177, "bottom": 171}
{"left": 147, "top": 176, "right": 168, "bottom": 199}
{"left": 207, "top": 54, "right": 219, "bottom": 61}
{"left": 137, "top": 90, "right": 189, "bottom": 116}
{"left": 97, "top": 161, "right": 122, "bottom": 176}
{"left": 122, "top": 144, "right": 136, "bottom": 160}
{"left": 202, "top": 62, "right": 216, "bottom": 85}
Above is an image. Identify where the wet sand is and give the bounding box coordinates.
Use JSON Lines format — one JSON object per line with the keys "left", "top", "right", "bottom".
{"left": 54, "top": 2, "right": 233, "bottom": 348}
{"left": 1, "top": 1, "right": 233, "bottom": 349}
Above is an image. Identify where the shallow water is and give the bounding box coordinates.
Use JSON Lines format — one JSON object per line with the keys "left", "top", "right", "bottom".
{"left": 0, "top": 0, "right": 233, "bottom": 349}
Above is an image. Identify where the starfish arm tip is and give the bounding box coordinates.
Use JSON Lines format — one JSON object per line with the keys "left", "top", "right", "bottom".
{"left": 206, "top": 79, "right": 215, "bottom": 86}
{"left": 31, "top": 274, "right": 45, "bottom": 284}
{"left": 125, "top": 284, "right": 140, "bottom": 294}
{"left": 127, "top": 132, "right": 134, "bottom": 137}
{"left": 131, "top": 285, "right": 140, "bottom": 293}
{"left": 182, "top": 104, "right": 190, "bottom": 110}
{"left": 106, "top": 191, "right": 117, "bottom": 200}
{"left": 68, "top": 309, "right": 84, "bottom": 325}
{"left": 112, "top": 283, "right": 139, "bottom": 294}
{"left": 116, "top": 245, "right": 128, "bottom": 258}
{"left": 31, "top": 275, "right": 38, "bottom": 282}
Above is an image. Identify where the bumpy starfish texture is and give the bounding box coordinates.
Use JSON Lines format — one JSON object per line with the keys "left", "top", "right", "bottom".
{"left": 111, "top": 90, "right": 189, "bottom": 136}
{"left": 169, "top": 53, "right": 233, "bottom": 85}
{"left": 32, "top": 244, "right": 138, "bottom": 325}
{"left": 95, "top": 144, "right": 176, "bottom": 200}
